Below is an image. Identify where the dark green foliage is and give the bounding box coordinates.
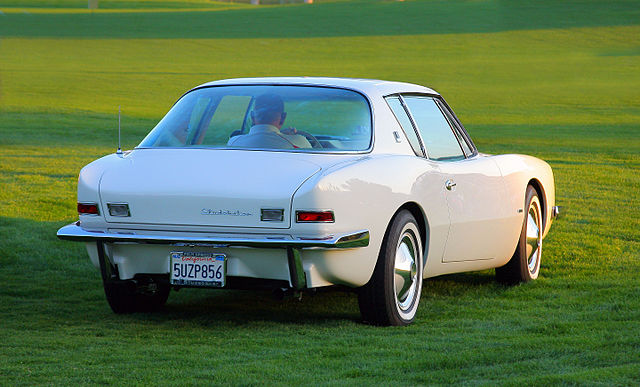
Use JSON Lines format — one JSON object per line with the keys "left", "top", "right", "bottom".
{"left": 1, "top": 0, "right": 639, "bottom": 39}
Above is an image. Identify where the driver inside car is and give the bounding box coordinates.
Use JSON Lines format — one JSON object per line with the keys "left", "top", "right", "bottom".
{"left": 227, "top": 93, "right": 312, "bottom": 149}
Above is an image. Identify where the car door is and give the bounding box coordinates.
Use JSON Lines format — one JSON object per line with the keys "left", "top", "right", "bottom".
{"left": 386, "top": 96, "right": 451, "bottom": 267}
{"left": 401, "top": 95, "right": 511, "bottom": 263}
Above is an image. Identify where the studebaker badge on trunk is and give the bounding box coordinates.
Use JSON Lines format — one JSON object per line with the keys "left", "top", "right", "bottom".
{"left": 57, "top": 77, "right": 558, "bottom": 326}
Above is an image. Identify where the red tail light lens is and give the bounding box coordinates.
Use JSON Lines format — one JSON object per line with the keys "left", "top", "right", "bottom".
{"left": 296, "top": 211, "right": 334, "bottom": 223}
{"left": 77, "top": 203, "right": 100, "bottom": 215}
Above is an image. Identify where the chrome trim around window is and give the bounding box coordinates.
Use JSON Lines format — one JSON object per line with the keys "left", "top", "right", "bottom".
{"left": 397, "top": 94, "right": 428, "bottom": 158}
{"left": 56, "top": 223, "right": 369, "bottom": 249}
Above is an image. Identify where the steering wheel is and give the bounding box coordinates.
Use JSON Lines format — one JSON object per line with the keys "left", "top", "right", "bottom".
{"left": 296, "top": 130, "right": 323, "bottom": 149}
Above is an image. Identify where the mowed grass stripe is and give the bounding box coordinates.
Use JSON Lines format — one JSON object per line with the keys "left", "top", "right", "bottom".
{"left": 0, "top": 0, "right": 249, "bottom": 9}
{"left": 1, "top": 26, "right": 639, "bottom": 124}
{"left": 0, "top": 0, "right": 352, "bottom": 9}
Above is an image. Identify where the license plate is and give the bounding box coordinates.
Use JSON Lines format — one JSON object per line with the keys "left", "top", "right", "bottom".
{"left": 169, "top": 251, "right": 226, "bottom": 287}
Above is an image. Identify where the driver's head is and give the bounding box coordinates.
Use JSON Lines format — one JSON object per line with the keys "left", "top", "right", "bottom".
{"left": 251, "top": 93, "right": 286, "bottom": 128}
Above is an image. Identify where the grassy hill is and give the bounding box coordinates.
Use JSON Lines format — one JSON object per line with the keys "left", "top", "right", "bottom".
{"left": 0, "top": 0, "right": 639, "bottom": 384}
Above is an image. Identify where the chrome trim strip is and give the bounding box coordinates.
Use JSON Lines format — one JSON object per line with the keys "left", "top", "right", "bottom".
{"left": 397, "top": 94, "right": 428, "bottom": 158}
{"left": 56, "top": 223, "right": 369, "bottom": 249}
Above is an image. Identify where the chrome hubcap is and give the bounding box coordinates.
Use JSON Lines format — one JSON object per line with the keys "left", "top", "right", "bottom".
{"left": 394, "top": 232, "right": 418, "bottom": 311}
{"left": 525, "top": 199, "right": 541, "bottom": 274}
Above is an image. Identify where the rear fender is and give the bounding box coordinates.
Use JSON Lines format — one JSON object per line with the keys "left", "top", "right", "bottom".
{"left": 291, "top": 155, "right": 449, "bottom": 286}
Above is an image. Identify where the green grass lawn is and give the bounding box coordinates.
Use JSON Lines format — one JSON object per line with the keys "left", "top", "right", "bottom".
{"left": 1, "top": 0, "right": 639, "bottom": 384}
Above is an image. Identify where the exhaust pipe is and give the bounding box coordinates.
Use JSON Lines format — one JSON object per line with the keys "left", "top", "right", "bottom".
{"left": 272, "top": 287, "right": 303, "bottom": 301}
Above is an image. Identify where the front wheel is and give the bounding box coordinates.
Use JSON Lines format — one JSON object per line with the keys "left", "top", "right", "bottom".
{"left": 358, "top": 210, "right": 423, "bottom": 326}
{"left": 496, "top": 185, "right": 543, "bottom": 284}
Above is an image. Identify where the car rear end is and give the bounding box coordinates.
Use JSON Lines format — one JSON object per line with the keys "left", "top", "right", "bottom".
{"left": 57, "top": 82, "right": 376, "bottom": 304}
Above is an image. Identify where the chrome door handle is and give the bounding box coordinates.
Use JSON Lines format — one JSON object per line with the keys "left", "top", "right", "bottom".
{"left": 445, "top": 179, "right": 456, "bottom": 191}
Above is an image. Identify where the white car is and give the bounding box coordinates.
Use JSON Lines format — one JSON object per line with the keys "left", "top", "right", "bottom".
{"left": 57, "top": 77, "right": 558, "bottom": 326}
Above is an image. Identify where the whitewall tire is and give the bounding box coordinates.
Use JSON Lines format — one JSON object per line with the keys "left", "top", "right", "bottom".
{"left": 358, "top": 210, "right": 423, "bottom": 326}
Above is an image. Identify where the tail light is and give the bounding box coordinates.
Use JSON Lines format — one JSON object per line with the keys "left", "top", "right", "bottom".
{"left": 77, "top": 202, "right": 100, "bottom": 216}
{"left": 296, "top": 210, "right": 335, "bottom": 223}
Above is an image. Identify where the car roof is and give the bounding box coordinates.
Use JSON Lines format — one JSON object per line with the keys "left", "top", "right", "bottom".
{"left": 195, "top": 77, "right": 439, "bottom": 98}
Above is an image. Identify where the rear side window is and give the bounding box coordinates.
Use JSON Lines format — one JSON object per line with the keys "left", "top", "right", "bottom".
{"left": 402, "top": 96, "right": 465, "bottom": 161}
{"left": 386, "top": 96, "right": 423, "bottom": 156}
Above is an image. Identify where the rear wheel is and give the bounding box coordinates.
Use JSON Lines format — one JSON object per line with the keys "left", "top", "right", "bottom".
{"left": 104, "top": 276, "right": 170, "bottom": 314}
{"left": 358, "top": 210, "right": 423, "bottom": 326}
{"left": 496, "top": 185, "right": 543, "bottom": 284}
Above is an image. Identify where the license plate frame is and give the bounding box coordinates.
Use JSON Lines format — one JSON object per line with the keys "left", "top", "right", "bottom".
{"left": 169, "top": 251, "right": 226, "bottom": 287}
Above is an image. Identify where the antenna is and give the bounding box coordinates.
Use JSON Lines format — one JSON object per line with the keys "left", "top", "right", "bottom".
{"left": 116, "top": 106, "right": 123, "bottom": 155}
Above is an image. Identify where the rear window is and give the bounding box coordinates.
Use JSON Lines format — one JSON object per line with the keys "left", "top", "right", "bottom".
{"left": 139, "top": 85, "right": 372, "bottom": 152}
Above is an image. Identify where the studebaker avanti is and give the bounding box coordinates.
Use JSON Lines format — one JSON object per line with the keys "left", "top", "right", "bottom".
{"left": 57, "top": 77, "right": 558, "bottom": 326}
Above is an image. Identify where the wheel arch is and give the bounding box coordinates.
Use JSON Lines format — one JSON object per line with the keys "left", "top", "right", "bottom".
{"left": 527, "top": 178, "right": 547, "bottom": 229}
{"left": 392, "top": 202, "right": 429, "bottom": 266}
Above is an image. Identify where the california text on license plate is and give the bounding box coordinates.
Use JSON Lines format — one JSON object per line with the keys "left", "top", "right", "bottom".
{"left": 170, "top": 251, "right": 226, "bottom": 287}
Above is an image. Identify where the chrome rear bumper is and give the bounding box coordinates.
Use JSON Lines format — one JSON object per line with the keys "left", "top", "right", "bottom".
{"left": 56, "top": 222, "right": 370, "bottom": 249}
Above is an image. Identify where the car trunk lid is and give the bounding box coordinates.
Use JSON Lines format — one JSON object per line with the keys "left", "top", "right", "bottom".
{"left": 99, "top": 149, "right": 321, "bottom": 229}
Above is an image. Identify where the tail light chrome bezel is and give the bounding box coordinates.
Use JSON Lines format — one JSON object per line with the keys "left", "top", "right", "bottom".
{"left": 107, "top": 203, "right": 131, "bottom": 217}
{"left": 260, "top": 208, "right": 285, "bottom": 222}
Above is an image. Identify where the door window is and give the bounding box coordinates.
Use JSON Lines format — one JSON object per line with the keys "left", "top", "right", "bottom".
{"left": 403, "top": 96, "right": 465, "bottom": 161}
{"left": 435, "top": 99, "right": 475, "bottom": 157}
